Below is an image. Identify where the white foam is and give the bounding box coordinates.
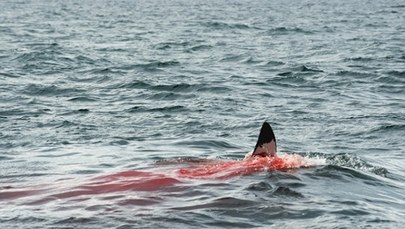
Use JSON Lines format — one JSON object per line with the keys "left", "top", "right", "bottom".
{"left": 279, "top": 153, "right": 326, "bottom": 168}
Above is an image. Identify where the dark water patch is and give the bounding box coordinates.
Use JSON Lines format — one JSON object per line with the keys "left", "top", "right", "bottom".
{"left": 135, "top": 60, "right": 180, "bottom": 71}
{"left": 110, "top": 139, "right": 129, "bottom": 146}
{"left": 270, "top": 74, "right": 311, "bottom": 87}
{"left": 84, "top": 204, "right": 116, "bottom": 212}
{"left": 331, "top": 209, "right": 370, "bottom": 216}
{"left": 334, "top": 70, "right": 377, "bottom": 80}
{"left": 375, "top": 84, "right": 405, "bottom": 94}
{"left": 202, "top": 21, "right": 252, "bottom": 30}
{"left": 10, "top": 44, "right": 79, "bottom": 75}
{"left": 206, "top": 220, "right": 257, "bottom": 228}
{"left": 272, "top": 186, "right": 304, "bottom": 198}
{"left": 196, "top": 85, "right": 232, "bottom": 93}
{"left": 345, "top": 56, "right": 376, "bottom": 62}
{"left": 85, "top": 67, "right": 126, "bottom": 75}
{"left": 0, "top": 156, "right": 14, "bottom": 161}
{"left": 277, "top": 72, "right": 293, "bottom": 77}
{"left": 0, "top": 25, "right": 13, "bottom": 33}
{"left": 56, "top": 120, "right": 78, "bottom": 128}
{"left": 95, "top": 47, "right": 129, "bottom": 53}
{"left": 367, "top": 218, "right": 396, "bottom": 224}
{"left": 22, "top": 84, "right": 85, "bottom": 96}
{"left": 67, "top": 74, "right": 109, "bottom": 84}
{"left": 270, "top": 65, "right": 323, "bottom": 86}
{"left": 267, "top": 27, "right": 313, "bottom": 35}
{"left": 391, "top": 4, "right": 405, "bottom": 8}
{"left": 276, "top": 181, "right": 306, "bottom": 188}
{"left": 53, "top": 217, "right": 97, "bottom": 225}
{"left": 173, "top": 197, "right": 256, "bottom": 210}
{"left": 117, "top": 80, "right": 151, "bottom": 89}
{"left": 74, "top": 55, "right": 97, "bottom": 65}
{"left": 220, "top": 53, "right": 245, "bottom": 62}
{"left": 118, "top": 197, "right": 161, "bottom": 206}
{"left": 240, "top": 56, "right": 263, "bottom": 64}
{"left": 77, "top": 108, "right": 90, "bottom": 113}
{"left": 267, "top": 171, "right": 303, "bottom": 181}
{"left": 328, "top": 199, "right": 359, "bottom": 206}
{"left": 246, "top": 181, "right": 273, "bottom": 191}
{"left": 335, "top": 70, "right": 367, "bottom": 76}
{"left": 154, "top": 41, "right": 191, "bottom": 50}
{"left": 0, "top": 72, "right": 20, "bottom": 78}
{"left": 377, "top": 9, "right": 400, "bottom": 14}
{"left": 145, "top": 215, "right": 206, "bottom": 228}
{"left": 152, "top": 83, "right": 197, "bottom": 92}
{"left": 187, "top": 44, "right": 212, "bottom": 52}
{"left": 0, "top": 173, "right": 51, "bottom": 180}
{"left": 297, "top": 65, "right": 323, "bottom": 73}
{"left": 24, "top": 42, "right": 59, "bottom": 48}
{"left": 0, "top": 216, "right": 47, "bottom": 224}
{"left": 368, "top": 123, "right": 405, "bottom": 135}
{"left": 127, "top": 105, "right": 188, "bottom": 113}
{"left": 0, "top": 108, "right": 45, "bottom": 117}
{"left": 118, "top": 80, "right": 201, "bottom": 93}
{"left": 68, "top": 96, "right": 98, "bottom": 102}
{"left": 312, "top": 164, "right": 384, "bottom": 182}
{"left": 386, "top": 70, "right": 405, "bottom": 78}
{"left": 94, "top": 61, "right": 181, "bottom": 73}
{"left": 262, "top": 60, "right": 285, "bottom": 67}
{"left": 12, "top": 46, "right": 63, "bottom": 63}
{"left": 375, "top": 74, "right": 405, "bottom": 85}
{"left": 72, "top": 169, "right": 102, "bottom": 175}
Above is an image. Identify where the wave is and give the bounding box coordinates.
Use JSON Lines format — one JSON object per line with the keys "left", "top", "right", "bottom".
{"left": 118, "top": 81, "right": 197, "bottom": 92}
{"left": 202, "top": 21, "right": 254, "bottom": 30}
{"left": 386, "top": 70, "right": 405, "bottom": 77}
{"left": 368, "top": 123, "right": 405, "bottom": 135}
{"left": 127, "top": 105, "right": 188, "bottom": 113}
{"left": 154, "top": 41, "right": 191, "bottom": 50}
{"left": 302, "top": 152, "right": 388, "bottom": 177}
{"left": 266, "top": 26, "right": 313, "bottom": 35}
{"left": 133, "top": 60, "right": 180, "bottom": 71}
{"left": 22, "top": 84, "right": 85, "bottom": 96}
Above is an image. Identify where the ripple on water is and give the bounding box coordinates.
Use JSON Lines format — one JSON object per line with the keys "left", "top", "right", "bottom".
{"left": 201, "top": 21, "right": 253, "bottom": 30}
{"left": 325, "top": 153, "right": 388, "bottom": 177}
{"left": 127, "top": 105, "right": 188, "bottom": 113}
{"left": 22, "top": 84, "right": 85, "bottom": 96}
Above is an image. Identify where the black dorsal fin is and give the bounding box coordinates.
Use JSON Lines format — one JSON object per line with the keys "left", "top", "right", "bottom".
{"left": 252, "top": 122, "right": 277, "bottom": 157}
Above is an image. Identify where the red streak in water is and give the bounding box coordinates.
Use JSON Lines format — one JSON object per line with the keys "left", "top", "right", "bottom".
{"left": 54, "top": 171, "right": 181, "bottom": 199}
{"left": 178, "top": 156, "right": 288, "bottom": 179}
{"left": 0, "top": 154, "right": 310, "bottom": 201}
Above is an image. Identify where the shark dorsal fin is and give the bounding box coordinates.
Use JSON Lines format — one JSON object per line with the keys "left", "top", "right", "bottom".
{"left": 252, "top": 122, "right": 277, "bottom": 157}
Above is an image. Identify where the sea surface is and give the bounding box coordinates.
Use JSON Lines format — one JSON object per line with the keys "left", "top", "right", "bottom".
{"left": 1, "top": 0, "right": 405, "bottom": 228}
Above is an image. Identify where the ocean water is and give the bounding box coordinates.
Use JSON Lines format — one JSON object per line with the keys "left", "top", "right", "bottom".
{"left": 1, "top": 0, "right": 405, "bottom": 228}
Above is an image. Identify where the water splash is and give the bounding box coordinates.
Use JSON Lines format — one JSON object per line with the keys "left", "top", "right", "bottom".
{"left": 300, "top": 152, "right": 388, "bottom": 177}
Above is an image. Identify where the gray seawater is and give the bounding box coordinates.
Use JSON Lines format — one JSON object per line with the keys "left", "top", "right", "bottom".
{"left": 1, "top": 0, "right": 405, "bottom": 228}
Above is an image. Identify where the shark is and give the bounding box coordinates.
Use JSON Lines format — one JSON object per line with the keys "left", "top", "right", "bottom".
{"left": 177, "top": 121, "right": 311, "bottom": 179}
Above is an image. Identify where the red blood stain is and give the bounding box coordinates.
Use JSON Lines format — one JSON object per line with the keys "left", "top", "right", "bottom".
{"left": 1, "top": 154, "right": 310, "bottom": 201}
{"left": 178, "top": 156, "right": 288, "bottom": 179}
{"left": 54, "top": 171, "right": 181, "bottom": 199}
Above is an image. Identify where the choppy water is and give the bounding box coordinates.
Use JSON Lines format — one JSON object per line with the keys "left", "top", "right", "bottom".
{"left": 1, "top": 0, "right": 405, "bottom": 228}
